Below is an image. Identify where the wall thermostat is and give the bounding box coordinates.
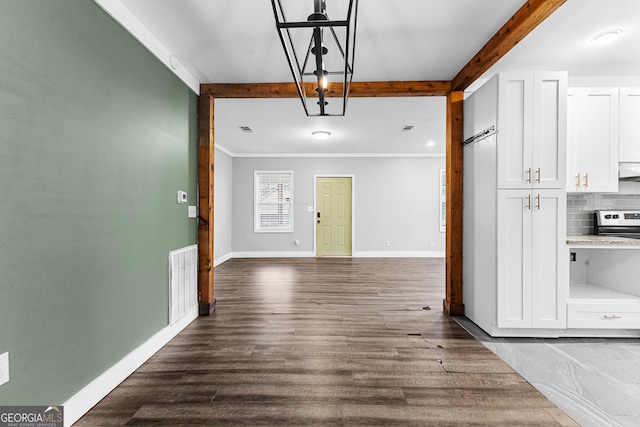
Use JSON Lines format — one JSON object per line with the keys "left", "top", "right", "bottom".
{"left": 177, "top": 191, "right": 187, "bottom": 204}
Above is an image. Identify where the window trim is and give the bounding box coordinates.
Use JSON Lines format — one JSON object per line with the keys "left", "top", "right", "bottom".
{"left": 254, "top": 170, "right": 294, "bottom": 233}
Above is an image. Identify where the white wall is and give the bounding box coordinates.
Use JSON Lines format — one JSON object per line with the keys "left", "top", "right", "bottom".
{"left": 214, "top": 148, "right": 233, "bottom": 265}
{"left": 568, "top": 76, "right": 640, "bottom": 87}
{"left": 230, "top": 156, "right": 446, "bottom": 257}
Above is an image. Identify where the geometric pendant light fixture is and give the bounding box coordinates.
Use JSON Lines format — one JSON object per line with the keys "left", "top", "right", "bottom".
{"left": 270, "top": 0, "right": 359, "bottom": 116}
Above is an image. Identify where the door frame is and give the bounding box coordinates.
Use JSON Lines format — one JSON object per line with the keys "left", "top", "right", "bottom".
{"left": 314, "top": 174, "right": 355, "bottom": 257}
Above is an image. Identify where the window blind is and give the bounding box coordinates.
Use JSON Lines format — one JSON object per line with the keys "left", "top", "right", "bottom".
{"left": 255, "top": 171, "right": 293, "bottom": 232}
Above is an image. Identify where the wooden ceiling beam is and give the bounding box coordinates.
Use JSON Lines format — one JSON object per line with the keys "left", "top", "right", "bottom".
{"left": 200, "top": 81, "right": 451, "bottom": 98}
{"left": 451, "top": 0, "right": 566, "bottom": 92}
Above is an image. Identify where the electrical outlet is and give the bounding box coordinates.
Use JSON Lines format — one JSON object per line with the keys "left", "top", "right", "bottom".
{"left": 0, "top": 352, "right": 9, "bottom": 386}
{"left": 570, "top": 252, "right": 576, "bottom": 262}
{"left": 295, "top": 240, "right": 300, "bottom": 247}
{"left": 386, "top": 241, "right": 391, "bottom": 247}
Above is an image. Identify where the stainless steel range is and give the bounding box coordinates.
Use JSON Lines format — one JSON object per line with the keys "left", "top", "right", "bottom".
{"left": 594, "top": 210, "right": 640, "bottom": 238}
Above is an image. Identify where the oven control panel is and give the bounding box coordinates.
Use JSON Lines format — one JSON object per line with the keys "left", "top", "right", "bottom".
{"left": 594, "top": 210, "right": 640, "bottom": 232}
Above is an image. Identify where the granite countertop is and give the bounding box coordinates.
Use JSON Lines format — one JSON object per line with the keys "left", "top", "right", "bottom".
{"left": 566, "top": 235, "right": 640, "bottom": 246}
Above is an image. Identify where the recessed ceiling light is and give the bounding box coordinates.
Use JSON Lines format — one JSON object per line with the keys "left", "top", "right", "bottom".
{"left": 590, "top": 29, "right": 623, "bottom": 45}
{"left": 426, "top": 141, "right": 435, "bottom": 148}
{"left": 312, "top": 130, "right": 331, "bottom": 140}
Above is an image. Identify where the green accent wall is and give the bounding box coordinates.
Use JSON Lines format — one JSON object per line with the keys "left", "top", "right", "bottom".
{"left": 0, "top": 1, "right": 198, "bottom": 404}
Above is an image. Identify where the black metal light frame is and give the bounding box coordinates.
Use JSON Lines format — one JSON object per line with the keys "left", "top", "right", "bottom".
{"left": 271, "top": 0, "right": 358, "bottom": 116}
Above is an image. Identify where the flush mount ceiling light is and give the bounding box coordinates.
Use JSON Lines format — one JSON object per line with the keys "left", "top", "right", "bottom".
{"left": 271, "top": 0, "right": 359, "bottom": 116}
{"left": 312, "top": 130, "right": 332, "bottom": 140}
{"left": 590, "top": 29, "right": 623, "bottom": 45}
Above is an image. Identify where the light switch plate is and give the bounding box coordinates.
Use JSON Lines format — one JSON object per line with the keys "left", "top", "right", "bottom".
{"left": 307, "top": 206, "right": 313, "bottom": 213}
{"left": 0, "top": 352, "right": 9, "bottom": 386}
{"left": 177, "top": 191, "right": 187, "bottom": 204}
{"left": 188, "top": 206, "right": 197, "bottom": 218}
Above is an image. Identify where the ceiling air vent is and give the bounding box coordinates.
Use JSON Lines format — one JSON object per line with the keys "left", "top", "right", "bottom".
{"left": 401, "top": 125, "right": 414, "bottom": 132}
{"left": 240, "top": 125, "right": 254, "bottom": 132}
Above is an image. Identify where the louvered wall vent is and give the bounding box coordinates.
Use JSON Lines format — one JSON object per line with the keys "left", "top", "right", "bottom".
{"left": 240, "top": 125, "right": 254, "bottom": 132}
{"left": 169, "top": 245, "right": 198, "bottom": 325}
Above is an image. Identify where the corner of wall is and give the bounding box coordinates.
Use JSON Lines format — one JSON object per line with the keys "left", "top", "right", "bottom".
{"left": 62, "top": 309, "right": 198, "bottom": 427}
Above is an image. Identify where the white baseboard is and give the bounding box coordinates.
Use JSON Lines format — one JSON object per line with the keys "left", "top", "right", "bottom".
{"left": 214, "top": 252, "right": 233, "bottom": 267}
{"left": 231, "top": 251, "right": 316, "bottom": 258}
{"left": 354, "top": 251, "right": 445, "bottom": 258}
{"left": 225, "top": 251, "right": 444, "bottom": 260}
{"left": 63, "top": 307, "right": 199, "bottom": 427}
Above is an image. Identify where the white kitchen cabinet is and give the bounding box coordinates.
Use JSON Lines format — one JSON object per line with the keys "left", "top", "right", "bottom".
{"left": 497, "top": 189, "right": 567, "bottom": 329}
{"left": 566, "top": 87, "right": 619, "bottom": 192}
{"left": 497, "top": 72, "right": 566, "bottom": 189}
{"left": 619, "top": 87, "right": 640, "bottom": 162}
{"left": 567, "top": 247, "right": 640, "bottom": 330}
{"left": 462, "top": 71, "right": 568, "bottom": 337}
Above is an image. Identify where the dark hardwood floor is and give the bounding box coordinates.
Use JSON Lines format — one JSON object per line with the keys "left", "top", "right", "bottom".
{"left": 75, "top": 258, "right": 577, "bottom": 426}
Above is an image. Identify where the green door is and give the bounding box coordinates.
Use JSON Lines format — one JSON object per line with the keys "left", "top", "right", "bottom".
{"left": 316, "top": 177, "right": 352, "bottom": 256}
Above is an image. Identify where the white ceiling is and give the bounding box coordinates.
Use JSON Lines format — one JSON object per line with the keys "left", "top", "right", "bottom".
{"left": 215, "top": 97, "right": 446, "bottom": 156}
{"left": 99, "top": 0, "right": 640, "bottom": 156}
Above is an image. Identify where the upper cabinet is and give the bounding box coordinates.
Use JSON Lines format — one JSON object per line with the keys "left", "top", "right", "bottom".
{"left": 620, "top": 88, "right": 640, "bottom": 162}
{"left": 567, "top": 87, "right": 619, "bottom": 193}
{"left": 496, "top": 72, "right": 567, "bottom": 189}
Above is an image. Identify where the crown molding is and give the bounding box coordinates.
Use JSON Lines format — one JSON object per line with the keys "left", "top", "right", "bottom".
{"left": 94, "top": 0, "right": 200, "bottom": 93}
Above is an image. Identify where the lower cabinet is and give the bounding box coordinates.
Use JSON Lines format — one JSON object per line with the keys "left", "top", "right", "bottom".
{"left": 567, "top": 247, "right": 640, "bottom": 330}
{"left": 497, "top": 189, "right": 567, "bottom": 329}
{"left": 567, "top": 302, "right": 640, "bottom": 329}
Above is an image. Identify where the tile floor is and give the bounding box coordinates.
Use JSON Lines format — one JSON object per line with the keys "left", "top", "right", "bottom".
{"left": 456, "top": 317, "right": 640, "bottom": 427}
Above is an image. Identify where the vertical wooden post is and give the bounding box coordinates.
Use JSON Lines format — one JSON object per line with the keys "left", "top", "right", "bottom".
{"left": 444, "top": 90, "right": 465, "bottom": 316}
{"left": 198, "top": 94, "right": 215, "bottom": 315}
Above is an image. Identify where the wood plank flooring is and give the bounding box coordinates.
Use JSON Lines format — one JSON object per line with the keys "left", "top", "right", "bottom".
{"left": 75, "top": 258, "right": 577, "bottom": 426}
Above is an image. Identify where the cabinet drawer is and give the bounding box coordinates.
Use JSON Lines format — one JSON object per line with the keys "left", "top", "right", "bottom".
{"left": 568, "top": 302, "right": 640, "bottom": 329}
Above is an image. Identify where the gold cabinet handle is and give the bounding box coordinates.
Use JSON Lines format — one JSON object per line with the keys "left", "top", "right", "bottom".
{"left": 526, "top": 168, "right": 532, "bottom": 184}
{"left": 584, "top": 173, "right": 589, "bottom": 188}
{"left": 576, "top": 174, "right": 581, "bottom": 188}
{"left": 526, "top": 194, "right": 531, "bottom": 210}
{"left": 536, "top": 167, "right": 541, "bottom": 184}
{"left": 536, "top": 194, "right": 541, "bottom": 210}
{"left": 604, "top": 314, "right": 621, "bottom": 319}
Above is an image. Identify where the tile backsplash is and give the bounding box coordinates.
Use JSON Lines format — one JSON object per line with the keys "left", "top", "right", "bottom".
{"left": 567, "top": 192, "right": 640, "bottom": 235}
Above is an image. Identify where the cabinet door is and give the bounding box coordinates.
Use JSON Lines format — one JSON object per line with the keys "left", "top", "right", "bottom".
{"left": 532, "top": 72, "right": 566, "bottom": 189}
{"left": 497, "top": 73, "right": 533, "bottom": 189}
{"left": 620, "top": 88, "right": 640, "bottom": 162}
{"left": 566, "top": 89, "right": 582, "bottom": 191}
{"left": 575, "top": 88, "right": 619, "bottom": 192}
{"left": 497, "top": 190, "right": 532, "bottom": 328}
{"left": 531, "top": 189, "right": 567, "bottom": 329}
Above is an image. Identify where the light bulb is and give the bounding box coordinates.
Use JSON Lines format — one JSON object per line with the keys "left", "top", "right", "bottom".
{"left": 590, "top": 29, "right": 623, "bottom": 45}
{"left": 312, "top": 131, "right": 331, "bottom": 140}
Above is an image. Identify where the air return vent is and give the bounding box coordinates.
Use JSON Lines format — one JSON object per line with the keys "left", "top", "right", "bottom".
{"left": 169, "top": 245, "right": 198, "bottom": 325}
{"left": 401, "top": 125, "right": 414, "bottom": 132}
{"left": 240, "top": 125, "right": 254, "bottom": 132}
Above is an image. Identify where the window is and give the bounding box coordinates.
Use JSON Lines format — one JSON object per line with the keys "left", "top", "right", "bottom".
{"left": 254, "top": 171, "right": 293, "bottom": 232}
